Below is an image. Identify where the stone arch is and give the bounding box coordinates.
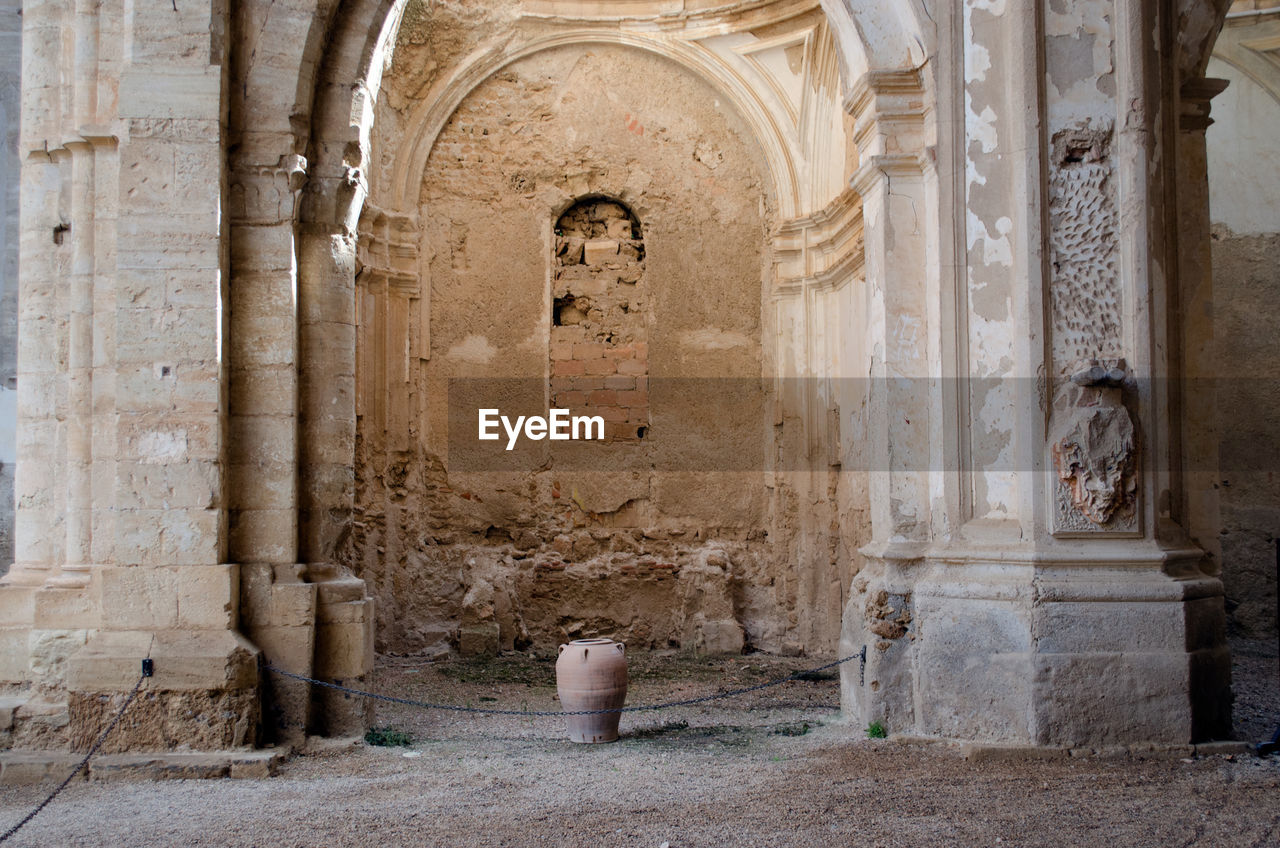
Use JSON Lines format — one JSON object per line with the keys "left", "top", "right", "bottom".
{"left": 233, "top": 0, "right": 937, "bottom": 732}
{"left": 287, "top": 0, "right": 934, "bottom": 563}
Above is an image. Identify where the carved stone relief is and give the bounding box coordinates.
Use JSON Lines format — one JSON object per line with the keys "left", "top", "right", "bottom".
{"left": 1048, "top": 125, "right": 1124, "bottom": 371}
{"left": 1049, "top": 359, "right": 1139, "bottom": 535}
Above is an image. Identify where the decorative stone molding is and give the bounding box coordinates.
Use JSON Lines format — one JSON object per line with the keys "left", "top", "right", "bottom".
{"left": 356, "top": 204, "right": 420, "bottom": 297}
{"left": 1180, "top": 77, "right": 1232, "bottom": 130}
{"left": 771, "top": 188, "right": 864, "bottom": 287}
{"left": 1047, "top": 124, "right": 1124, "bottom": 373}
{"left": 229, "top": 154, "right": 309, "bottom": 226}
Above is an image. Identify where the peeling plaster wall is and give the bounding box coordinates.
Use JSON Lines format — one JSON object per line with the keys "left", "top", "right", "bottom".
{"left": 1206, "top": 54, "right": 1280, "bottom": 637}
{"left": 963, "top": 0, "right": 1020, "bottom": 520}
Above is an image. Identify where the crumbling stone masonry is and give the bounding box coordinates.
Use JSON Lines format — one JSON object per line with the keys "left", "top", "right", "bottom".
{"left": 0, "top": 0, "right": 1249, "bottom": 760}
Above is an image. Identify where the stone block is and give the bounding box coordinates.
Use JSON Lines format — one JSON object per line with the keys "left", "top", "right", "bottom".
{"left": 0, "top": 628, "right": 30, "bottom": 682}
{"left": 916, "top": 648, "right": 1033, "bottom": 743}
{"left": 232, "top": 365, "right": 296, "bottom": 417}
{"left": 0, "top": 751, "right": 84, "bottom": 785}
{"left": 271, "top": 581, "right": 318, "bottom": 629}
{"left": 176, "top": 564, "right": 239, "bottom": 629}
{"left": 231, "top": 509, "right": 297, "bottom": 564}
{"left": 459, "top": 622, "right": 500, "bottom": 657}
{"left": 315, "top": 578, "right": 365, "bottom": 605}
{"left": 99, "top": 566, "right": 179, "bottom": 629}
{"left": 1032, "top": 600, "right": 1184, "bottom": 654}
{"left": 67, "top": 629, "right": 259, "bottom": 693}
{"left": 1031, "top": 652, "right": 1190, "bottom": 747}
{"left": 230, "top": 224, "right": 297, "bottom": 273}
{"left": 606, "top": 219, "right": 633, "bottom": 239}
{"left": 1193, "top": 740, "right": 1250, "bottom": 757}
{"left": 226, "top": 464, "right": 294, "bottom": 513}
{"left": 88, "top": 753, "right": 229, "bottom": 781}
{"left": 0, "top": 584, "right": 37, "bottom": 626}
{"left": 583, "top": 239, "right": 618, "bottom": 265}
{"left": 27, "top": 628, "right": 90, "bottom": 683}
{"left": 1184, "top": 595, "right": 1227, "bottom": 652}
{"left": 116, "top": 413, "right": 218, "bottom": 463}
{"left": 313, "top": 682, "right": 373, "bottom": 739}
{"left": 692, "top": 619, "right": 744, "bottom": 655}
{"left": 314, "top": 598, "right": 374, "bottom": 680}
{"left": 118, "top": 67, "right": 221, "bottom": 120}
{"left": 117, "top": 213, "right": 220, "bottom": 273}
{"left": 915, "top": 595, "right": 1032, "bottom": 654}
{"left": 229, "top": 751, "right": 280, "bottom": 779}
{"left": 238, "top": 562, "right": 276, "bottom": 627}
{"left": 1188, "top": 645, "right": 1233, "bottom": 742}
{"left": 0, "top": 696, "right": 24, "bottom": 732}
{"left": 249, "top": 624, "right": 314, "bottom": 748}
{"left": 12, "top": 693, "right": 70, "bottom": 747}
{"left": 115, "top": 460, "right": 220, "bottom": 511}
{"left": 115, "top": 306, "right": 219, "bottom": 363}
{"left": 616, "top": 358, "right": 646, "bottom": 375}
{"left": 959, "top": 742, "right": 1069, "bottom": 762}
{"left": 584, "top": 357, "right": 615, "bottom": 376}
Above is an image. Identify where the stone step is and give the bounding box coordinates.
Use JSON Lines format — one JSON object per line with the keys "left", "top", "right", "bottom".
{"left": 0, "top": 749, "right": 282, "bottom": 784}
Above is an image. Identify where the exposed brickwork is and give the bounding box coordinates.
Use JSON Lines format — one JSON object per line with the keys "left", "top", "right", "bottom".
{"left": 550, "top": 200, "right": 649, "bottom": 441}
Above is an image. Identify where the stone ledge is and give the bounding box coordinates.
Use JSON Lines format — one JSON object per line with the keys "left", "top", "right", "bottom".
{"left": 896, "top": 737, "right": 1254, "bottom": 763}
{"left": 0, "top": 749, "right": 282, "bottom": 785}
{"left": 887, "top": 735, "right": 1256, "bottom": 761}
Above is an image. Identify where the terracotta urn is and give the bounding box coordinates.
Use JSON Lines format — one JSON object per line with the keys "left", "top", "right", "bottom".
{"left": 555, "top": 638, "right": 628, "bottom": 743}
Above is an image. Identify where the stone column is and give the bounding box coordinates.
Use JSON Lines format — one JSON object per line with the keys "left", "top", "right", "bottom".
{"left": 1174, "top": 76, "right": 1230, "bottom": 590}
{"left": 1, "top": 0, "right": 74, "bottom": 685}
{"left": 0, "top": 0, "right": 22, "bottom": 572}
{"left": 0, "top": 0, "right": 263, "bottom": 750}
{"left": 839, "top": 0, "right": 1232, "bottom": 746}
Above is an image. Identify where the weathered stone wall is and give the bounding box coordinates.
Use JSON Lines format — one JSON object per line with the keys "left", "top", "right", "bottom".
{"left": 350, "top": 37, "right": 815, "bottom": 657}
{"left": 1206, "top": 44, "right": 1280, "bottom": 637}
{"left": 0, "top": 0, "right": 1241, "bottom": 756}
{"left": 0, "top": 0, "right": 19, "bottom": 573}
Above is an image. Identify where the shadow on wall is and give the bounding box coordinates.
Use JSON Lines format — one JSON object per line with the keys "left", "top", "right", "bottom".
{"left": 1205, "top": 48, "right": 1280, "bottom": 639}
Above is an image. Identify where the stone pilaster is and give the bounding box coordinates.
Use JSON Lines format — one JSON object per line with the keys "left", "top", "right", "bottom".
{"left": 839, "top": 0, "right": 1233, "bottom": 746}
{"left": 839, "top": 68, "right": 935, "bottom": 734}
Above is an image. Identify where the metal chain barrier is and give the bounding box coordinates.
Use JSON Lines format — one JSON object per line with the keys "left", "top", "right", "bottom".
{"left": 0, "top": 673, "right": 147, "bottom": 845}
{"left": 1, "top": 651, "right": 859, "bottom": 843}
{"left": 267, "top": 650, "right": 864, "bottom": 717}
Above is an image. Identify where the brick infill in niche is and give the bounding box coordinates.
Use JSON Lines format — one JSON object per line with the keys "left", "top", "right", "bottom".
{"left": 550, "top": 198, "right": 649, "bottom": 441}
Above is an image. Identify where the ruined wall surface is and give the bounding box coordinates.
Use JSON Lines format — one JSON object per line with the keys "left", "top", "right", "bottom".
{"left": 0, "top": 0, "right": 19, "bottom": 572}
{"left": 0, "top": 0, "right": 1240, "bottom": 756}
{"left": 347, "top": 30, "right": 842, "bottom": 658}
{"left": 1206, "top": 38, "right": 1280, "bottom": 637}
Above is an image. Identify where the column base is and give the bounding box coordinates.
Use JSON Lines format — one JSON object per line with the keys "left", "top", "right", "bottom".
{"left": 841, "top": 545, "right": 1232, "bottom": 746}
{"left": 66, "top": 629, "right": 260, "bottom": 752}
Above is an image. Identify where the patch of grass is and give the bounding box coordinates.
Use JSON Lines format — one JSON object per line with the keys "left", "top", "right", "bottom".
{"left": 771, "top": 721, "right": 812, "bottom": 737}
{"left": 365, "top": 726, "right": 414, "bottom": 747}
{"left": 865, "top": 720, "right": 887, "bottom": 739}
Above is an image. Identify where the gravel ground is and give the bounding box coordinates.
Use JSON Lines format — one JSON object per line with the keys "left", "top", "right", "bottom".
{"left": 2, "top": 645, "right": 1278, "bottom": 848}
